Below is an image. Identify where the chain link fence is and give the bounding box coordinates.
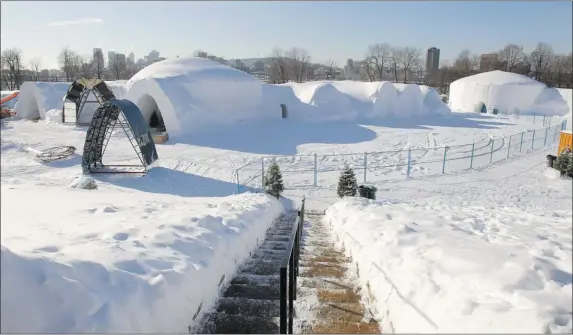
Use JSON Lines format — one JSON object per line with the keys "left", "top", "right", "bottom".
{"left": 235, "top": 119, "right": 567, "bottom": 194}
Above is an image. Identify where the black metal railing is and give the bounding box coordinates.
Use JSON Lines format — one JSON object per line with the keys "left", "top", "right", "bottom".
{"left": 279, "top": 197, "right": 305, "bottom": 334}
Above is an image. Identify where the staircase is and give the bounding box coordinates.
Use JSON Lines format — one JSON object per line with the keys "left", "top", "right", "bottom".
{"left": 296, "top": 213, "right": 380, "bottom": 334}
{"left": 197, "top": 211, "right": 298, "bottom": 334}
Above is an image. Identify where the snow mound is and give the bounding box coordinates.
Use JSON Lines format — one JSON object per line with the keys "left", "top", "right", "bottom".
{"left": 14, "top": 82, "right": 70, "bottom": 120}
{"left": 290, "top": 82, "right": 357, "bottom": 121}
{"left": 124, "top": 57, "right": 263, "bottom": 135}
{"left": 449, "top": 70, "right": 569, "bottom": 116}
{"left": 371, "top": 82, "right": 398, "bottom": 117}
{"left": 14, "top": 81, "right": 129, "bottom": 121}
{"left": 68, "top": 175, "right": 97, "bottom": 189}
{"left": 325, "top": 198, "right": 572, "bottom": 333}
{"left": 1, "top": 186, "right": 283, "bottom": 333}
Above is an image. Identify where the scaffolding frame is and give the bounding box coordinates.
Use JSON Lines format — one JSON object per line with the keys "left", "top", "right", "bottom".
{"left": 62, "top": 78, "right": 116, "bottom": 126}
{"left": 82, "top": 102, "right": 150, "bottom": 175}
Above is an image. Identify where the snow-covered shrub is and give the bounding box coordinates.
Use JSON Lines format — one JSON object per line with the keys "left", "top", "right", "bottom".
{"left": 554, "top": 148, "right": 572, "bottom": 177}
{"left": 337, "top": 164, "right": 357, "bottom": 198}
{"left": 264, "top": 160, "right": 284, "bottom": 199}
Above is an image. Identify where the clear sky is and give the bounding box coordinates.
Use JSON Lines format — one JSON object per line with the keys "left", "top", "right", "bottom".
{"left": 1, "top": 1, "right": 571, "bottom": 69}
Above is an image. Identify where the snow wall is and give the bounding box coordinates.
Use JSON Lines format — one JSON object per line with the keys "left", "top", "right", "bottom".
{"left": 14, "top": 81, "right": 128, "bottom": 120}
{"left": 449, "top": 70, "right": 570, "bottom": 117}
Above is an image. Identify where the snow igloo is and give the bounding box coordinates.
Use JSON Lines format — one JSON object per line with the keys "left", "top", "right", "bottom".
{"left": 123, "top": 57, "right": 264, "bottom": 136}
{"left": 448, "top": 70, "right": 569, "bottom": 116}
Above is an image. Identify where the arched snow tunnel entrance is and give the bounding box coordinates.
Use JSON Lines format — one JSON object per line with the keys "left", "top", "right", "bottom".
{"left": 136, "top": 94, "right": 169, "bottom": 143}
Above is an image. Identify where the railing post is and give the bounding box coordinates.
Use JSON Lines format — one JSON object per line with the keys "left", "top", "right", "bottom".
{"left": 544, "top": 126, "right": 549, "bottom": 146}
{"left": 507, "top": 135, "right": 512, "bottom": 158}
{"left": 531, "top": 129, "right": 536, "bottom": 150}
{"left": 563, "top": 120, "right": 567, "bottom": 130}
{"left": 313, "top": 153, "right": 317, "bottom": 187}
{"left": 543, "top": 115, "right": 546, "bottom": 126}
{"left": 406, "top": 148, "right": 412, "bottom": 178}
{"left": 279, "top": 267, "right": 287, "bottom": 334}
{"left": 293, "top": 230, "right": 298, "bottom": 301}
{"left": 236, "top": 170, "right": 240, "bottom": 194}
{"left": 441, "top": 146, "right": 448, "bottom": 174}
{"left": 534, "top": 114, "right": 536, "bottom": 124}
{"left": 261, "top": 158, "right": 265, "bottom": 189}
{"left": 520, "top": 132, "right": 524, "bottom": 152}
{"left": 288, "top": 255, "right": 294, "bottom": 334}
{"left": 489, "top": 139, "right": 494, "bottom": 163}
{"left": 469, "top": 142, "right": 475, "bottom": 169}
{"left": 363, "top": 152, "right": 367, "bottom": 182}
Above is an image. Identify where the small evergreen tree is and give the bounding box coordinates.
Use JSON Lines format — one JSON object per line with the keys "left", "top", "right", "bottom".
{"left": 337, "top": 164, "right": 358, "bottom": 198}
{"left": 554, "top": 149, "right": 571, "bottom": 175}
{"left": 567, "top": 152, "right": 573, "bottom": 177}
{"left": 264, "top": 160, "right": 284, "bottom": 199}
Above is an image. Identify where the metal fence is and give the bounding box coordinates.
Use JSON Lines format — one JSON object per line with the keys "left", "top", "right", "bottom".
{"left": 235, "top": 119, "right": 568, "bottom": 194}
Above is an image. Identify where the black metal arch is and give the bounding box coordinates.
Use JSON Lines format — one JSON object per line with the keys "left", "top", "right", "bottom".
{"left": 62, "top": 78, "right": 116, "bottom": 125}
{"left": 82, "top": 99, "right": 159, "bottom": 174}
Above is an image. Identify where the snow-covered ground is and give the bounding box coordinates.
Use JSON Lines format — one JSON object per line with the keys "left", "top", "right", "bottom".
{"left": 318, "top": 150, "right": 572, "bottom": 333}
{"left": 2, "top": 71, "right": 571, "bottom": 333}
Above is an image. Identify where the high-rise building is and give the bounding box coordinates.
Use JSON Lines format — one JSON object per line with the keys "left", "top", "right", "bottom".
{"left": 115, "top": 53, "right": 126, "bottom": 67}
{"left": 426, "top": 47, "right": 440, "bottom": 75}
{"left": 93, "top": 48, "right": 104, "bottom": 68}
{"left": 128, "top": 52, "right": 135, "bottom": 63}
{"left": 108, "top": 51, "right": 116, "bottom": 67}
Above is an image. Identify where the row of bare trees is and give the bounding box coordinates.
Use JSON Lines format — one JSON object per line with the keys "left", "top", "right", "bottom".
{"left": 266, "top": 47, "right": 313, "bottom": 84}
{"left": 435, "top": 42, "right": 572, "bottom": 93}
{"left": 1, "top": 47, "right": 138, "bottom": 90}
{"left": 359, "top": 43, "right": 424, "bottom": 83}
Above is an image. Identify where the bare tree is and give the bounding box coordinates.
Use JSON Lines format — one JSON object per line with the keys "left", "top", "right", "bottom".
{"left": 390, "top": 47, "right": 402, "bottom": 82}
{"left": 267, "top": 48, "right": 290, "bottom": 84}
{"left": 29, "top": 58, "right": 41, "bottom": 81}
{"left": 498, "top": 44, "right": 525, "bottom": 72}
{"left": 453, "top": 49, "right": 479, "bottom": 76}
{"left": 397, "top": 47, "right": 422, "bottom": 83}
{"left": 361, "top": 58, "right": 376, "bottom": 82}
{"left": 58, "top": 47, "right": 81, "bottom": 81}
{"left": 92, "top": 49, "right": 105, "bottom": 79}
{"left": 324, "top": 59, "right": 337, "bottom": 80}
{"left": 110, "top": 55, "right": 127, "bottom": 80}
{"left": 287, "top": 47, "right": 311, "bottom": 83}
{"left": 549, "top": 54, "right": 572, "bottom": 88}
{"left": 79, "top": 56, "right": 93, "bottom": 78}
{"left": 530, "top": 42, "right": 554, "bottom": 81}
{"left": 365, "top": 43, "right": 392, "bottom": 80}
{"left": 1, "top": 48, "right": 24, "bottom": 90}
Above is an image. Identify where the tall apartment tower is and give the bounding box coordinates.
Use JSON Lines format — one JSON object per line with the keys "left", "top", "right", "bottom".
{"left": 426, "top": 47, "right": 440, "bottom": 75}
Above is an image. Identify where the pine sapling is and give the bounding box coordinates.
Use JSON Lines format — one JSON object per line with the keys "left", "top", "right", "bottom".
{"left": 264, "top": 160, "right": 284, "bottom": 199}
{"left": 337, "top": 164, "right": 358, "bottom": 198}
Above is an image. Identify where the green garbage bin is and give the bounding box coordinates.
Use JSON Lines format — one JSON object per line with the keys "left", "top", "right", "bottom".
{"left": 368, "top": 186, "right": 377, "bottom": 200}
{"left": 358, "top": 185, "right": 369, "bottom": 199}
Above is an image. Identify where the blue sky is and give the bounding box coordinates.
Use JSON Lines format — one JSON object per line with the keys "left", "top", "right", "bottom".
{"left": 1, "top": 1, "right": 571, "bottom": 69}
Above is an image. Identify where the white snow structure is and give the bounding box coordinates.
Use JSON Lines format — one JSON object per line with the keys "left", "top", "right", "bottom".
{"left": 271, "top": 80, "right": 450, "bottom": 121}
{"left": 449, "top": 70, "right": 570, "bottom": 116}
{"left": 14, "top": 81, "right": 127, "bottom": 121}
{"left": 124, "top": 57, "right": 263, "bottom": 135}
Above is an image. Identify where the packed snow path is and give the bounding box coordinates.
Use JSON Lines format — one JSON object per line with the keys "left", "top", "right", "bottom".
{"left": 197, "top": 212, "right": 298, "bottom": 333}
{"left": 295, "top": 212, "right": 381, "bottom": 333}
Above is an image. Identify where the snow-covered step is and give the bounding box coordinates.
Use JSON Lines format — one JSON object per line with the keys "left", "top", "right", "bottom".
{"left": 231, "top": 273, "right": 280, "bottom": 286}
{"left": 238, "top": 258, "right": 281, "bottom": 276}
{"left": 199, "top": 313, "right": 280, "bottom": 334}
{"left": 214, "top": 297, "right": 280, "bottom": 318}
{"left": 223, "top": 283, "right": 279, "bottom": 300}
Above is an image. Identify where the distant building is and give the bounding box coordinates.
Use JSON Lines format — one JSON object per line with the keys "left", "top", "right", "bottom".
{"left": 128, "top": 52, "right": 135, "bottom": 63}
{"left": 107, "top": 51, "right": 116, "bottom": 67}
{"left": 251, "top": 60, "right": 265, "bottom": 73}
{"left": 196, "top": 51, "right": 208, "bottom": 58}
{"left": 426, "top": 47, "right": 440, "bottom": 75}
{"left": 115, "top": 53, "right": 126, "bottom": 66}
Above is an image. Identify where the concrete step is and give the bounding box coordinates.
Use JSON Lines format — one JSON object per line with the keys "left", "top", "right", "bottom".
{"left": 258, "top": 240, "right": 289, "bottom": 251}
{"left": 251, "top": 249, "right": 284, "bottom": 260}
{"left": 199, "top": 313, "right": 280, "bottom": 334}
{"left": 264, "top": 234, "right": 291, "bottom": 243}
{"left": 238, "top": 259, "right": 281, "bottom": 276}
{"left": 231, "top": 273, "right": 280, "bottom": 286}
{"left": 214, "top": 297, "right": 280, "bottom": 318}
{"left": 223, "top": 283, "right": 279, "bottom": 300}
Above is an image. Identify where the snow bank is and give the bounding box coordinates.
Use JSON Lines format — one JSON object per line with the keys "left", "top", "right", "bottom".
{"left": 14, "top": 82, "right": 70, "bottom": 119}
{"left": 124, "top": 57, "right": 263, "bottom": 135}
{"left": 325, "top": 198, "right": 572, "bottom": 333}
{"left": 290, "top": 82, "right": 357, "bottom": 121}
{"left": 556, "top": 88, "right": 572, "bottom": 130}
{"left": 449, "top": 70, "right": 569, "bottom": 116}
{"left": 13, "top": 81, "right": 127, "bottom": 121}
{"left": 394, "top": 83, "right": 424, "bottom": 117}
{"left": 1, "top": 186, "right": 284, "bottom": 333}
{"left": 371, "top": 82, "right": 398, "bottom": 117}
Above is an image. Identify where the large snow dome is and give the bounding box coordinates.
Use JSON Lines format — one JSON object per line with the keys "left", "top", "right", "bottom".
{"left": 449, "top": 70, "right": 569, "bottom": 116}
{"left": 123, "top": 57, "right": 263, "bottom": 135}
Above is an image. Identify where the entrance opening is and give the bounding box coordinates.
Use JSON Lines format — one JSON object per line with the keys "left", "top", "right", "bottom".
{"left": 137, "top": 94, "right": 168, "bottom": 143}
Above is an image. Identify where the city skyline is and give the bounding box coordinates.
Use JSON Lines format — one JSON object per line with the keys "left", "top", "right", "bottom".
{"left": 1, "top": 1, "right": 571, "bottom": 69}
